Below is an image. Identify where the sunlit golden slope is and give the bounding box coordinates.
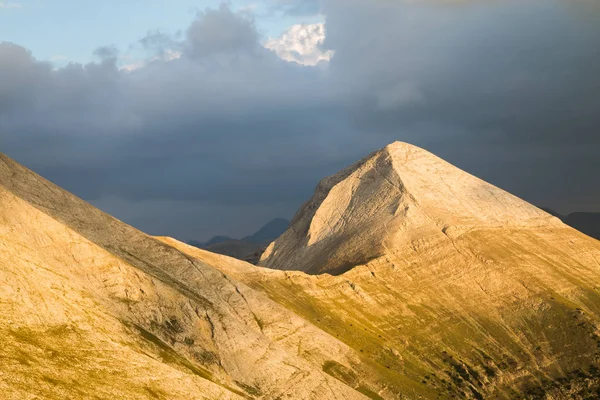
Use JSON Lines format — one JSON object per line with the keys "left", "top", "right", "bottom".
{"left": 0, "top": 154, "right": 376, "bottom": 400}
{"left": 165, "top": 143, "right": 600, "bottom": 399}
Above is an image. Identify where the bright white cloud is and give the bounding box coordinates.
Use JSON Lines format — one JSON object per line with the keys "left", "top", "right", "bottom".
{"left": 264, "top": 23, "right": 334, "bottom": 66}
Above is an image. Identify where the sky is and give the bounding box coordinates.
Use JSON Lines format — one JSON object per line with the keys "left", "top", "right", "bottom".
{"left": 1, "top": 0, "right": 599, "bottom": 241}
{"left": 0, "top": 0, "right": 322, "bottom": 66}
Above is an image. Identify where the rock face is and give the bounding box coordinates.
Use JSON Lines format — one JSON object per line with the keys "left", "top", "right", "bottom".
{"left": 260, "top": 142, "right": 561, "bottom": 274}
{"left": 2, "top": 142, "right": 600, "bottom": 400}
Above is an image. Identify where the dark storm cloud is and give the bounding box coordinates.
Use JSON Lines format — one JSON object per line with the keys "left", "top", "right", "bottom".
{"left": 321, "top": 0, "right": 600, "bottom": 211}
{"left": 0, "top": 4, "right": 364, "bottom": 234}
{"left": 185, "top": 5, "right": 259, "bottom": 57}
{"left": 1, "top": 0, "right": 599, "bottom": 240}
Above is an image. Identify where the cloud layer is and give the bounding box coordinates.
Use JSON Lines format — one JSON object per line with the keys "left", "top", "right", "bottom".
{"left": 1, "top": 0, "right": 599, "bottom": 240}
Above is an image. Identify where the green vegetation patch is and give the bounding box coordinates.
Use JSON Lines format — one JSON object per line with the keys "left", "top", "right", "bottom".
{"left": 131, "top": 323, "right": 214, "bottom": 381}
{"left": 128, "top": 323, "right": 251, "bottom": 399}
{"left": 323, "top": 360, "right": 384, "bottom": 400}
{"left": 234, "top": 380, "right": 262, "bottom": 397}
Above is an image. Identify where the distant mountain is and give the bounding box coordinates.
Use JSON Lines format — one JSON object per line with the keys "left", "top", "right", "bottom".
{"left": 204, "top": 235, "right": 234, "bottom": 246}
{"left": 186, "top": 239, "right": 204, "bottom": 248}
{"left": 242, "top": 218, "right": 289, "bottom": 243}
{"left": 539, "top": 207, "right": 563, "bottom": 219}
{"left": 565, "top": 212, "right": 600, "bottom": 240}
{"left": 188, "top": 218, "right": 289, "bottom": 263}
{"left": 204, "top": 239, "right": 263, "bottom": 260}
{"left": 187, "top": 235, "right": 233, "bottom": 248}
{"left": 539, "top": 208, "right": 599, "bottom": 240}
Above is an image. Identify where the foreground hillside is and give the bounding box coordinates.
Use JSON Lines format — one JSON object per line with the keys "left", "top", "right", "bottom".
{"left": 2, "top": 142, "right": 600, "bottom": 399}
{"left": 0, "top": 154, "right": 376, "bottom": 399}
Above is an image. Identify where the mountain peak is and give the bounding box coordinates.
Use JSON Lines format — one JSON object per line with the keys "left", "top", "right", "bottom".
{"left": 243, "top": 218, "right": 289, "bottom": 244}
{"left": 259, "top": 142, "right": 561, "bottom": 274}
{"left": 384, "top": 140, "right": 420, "bottom": 152}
